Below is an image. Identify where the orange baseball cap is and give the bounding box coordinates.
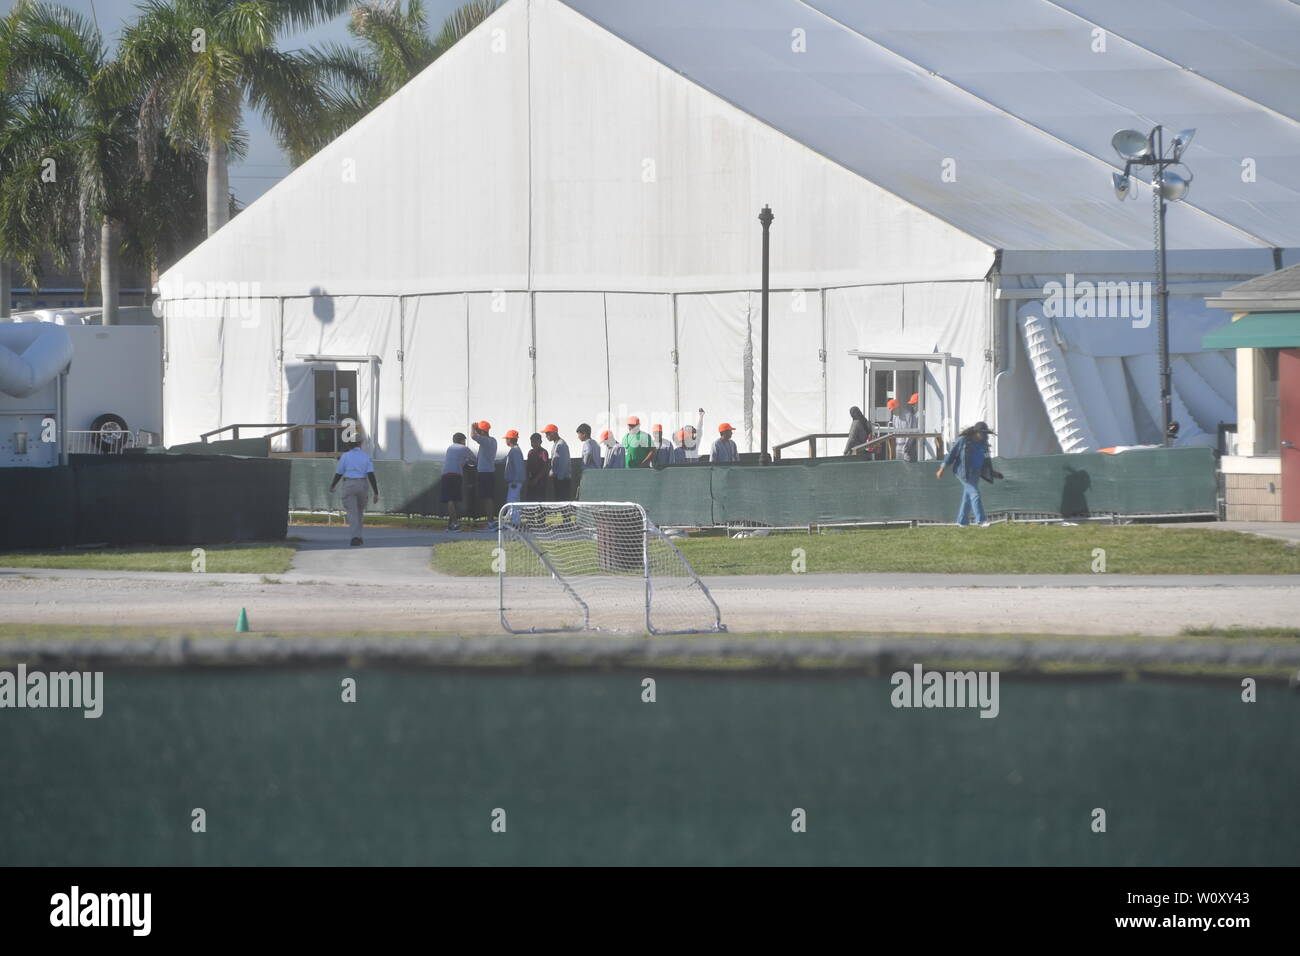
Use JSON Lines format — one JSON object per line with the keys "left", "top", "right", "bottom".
{"left": 477, "top": 420, "right": 491, "bottom": 431}
{"left": 675, "top": 429, "right": 685, "bottom": 442}
{"left": 542, "top": 423, "right": 558, "bottom": 434}
{"left": 504, "top": 429, "right": 519, "bottom": 440}
{"left": 718, "top": 422, "right": 734, "bottom": 433}
{"left": 886, "top": 398, "right": 899, "bottom": 410}
{"left": 627, "top": 415, "right": 640, "bottom": 426}
{"left": 908, "top": 393, "right": 919, "bottom": 404}
{"left": 652, "top": 423, "right": 663, "bottom": 432}
{"left": 600, "top": 429, "right": 612, "bottom": 440}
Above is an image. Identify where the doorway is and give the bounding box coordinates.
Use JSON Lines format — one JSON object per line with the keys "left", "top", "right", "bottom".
{"left": 313, "top": 367, "right": 358, "bottom": 453}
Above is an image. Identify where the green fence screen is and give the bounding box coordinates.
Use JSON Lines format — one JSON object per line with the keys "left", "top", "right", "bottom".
{"left": 578, "top": 447, "right": 1218, "bottom": 526}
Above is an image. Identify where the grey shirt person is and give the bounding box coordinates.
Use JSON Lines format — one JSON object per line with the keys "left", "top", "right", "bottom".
{"left": 551, "top": 437, "right": 572, "bottom": 480}
{"left": 504, "top": 444, "right": 525, "bottom": 483}
{"left": 471, "top": 432, "right": 498, "bottom": 471}
{"left": 895, "top": 407, "right": 919, "bottom": 462}
{"left": 580, "top": 437, "right": 602, "bottom": 468}
{"left": 711, "top": 438, "right": 738, "bottom": 462}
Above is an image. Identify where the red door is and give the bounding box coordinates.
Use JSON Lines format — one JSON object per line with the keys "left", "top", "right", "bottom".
{"left": 1281, "top": 348, "right": 1300, "bottom": 521}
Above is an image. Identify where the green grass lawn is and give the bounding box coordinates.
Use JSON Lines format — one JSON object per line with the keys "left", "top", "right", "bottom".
{"left": 0, "top": 542, "right": 296, "bottom": 574}
{"left": 431, "top": 523, "right": 1300, "bottom": 576}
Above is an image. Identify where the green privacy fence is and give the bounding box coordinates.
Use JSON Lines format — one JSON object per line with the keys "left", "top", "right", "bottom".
{"left": 286, "top": 459, "right": 591, "bottom": 514}
{"left": 579, "top": 447, "right": 1218, "bottom": 526}
{"left": 1, "top": 665, "right": 1293, "bottom": 865}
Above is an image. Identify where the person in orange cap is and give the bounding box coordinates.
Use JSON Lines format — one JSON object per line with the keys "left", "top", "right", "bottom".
{"left": 711, "top": 422, "right": 739, "bottom": 463}
{"left": 600, "top": 429, "right": 625, "bottom": 468}
{"left": 897, "top": 393, "right": 921, "bottom": 462}
{"left": 502, "top": 429, "right": 525, "bottom": 523}
{"left": 651, "top": 423, "right": 673, "bottom": 465}
{"left": 542, "top": 423, "right": 572, "bottom": 500}
{"left": 469, "top": 420, "right": 499, "bottom": 531}
{"left": 622, "top": 415, "right": 655, "bottom": 468}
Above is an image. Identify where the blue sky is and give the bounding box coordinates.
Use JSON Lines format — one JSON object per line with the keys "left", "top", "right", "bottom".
{"left": 4, "top": 0, "right": 466, "bottom": 203}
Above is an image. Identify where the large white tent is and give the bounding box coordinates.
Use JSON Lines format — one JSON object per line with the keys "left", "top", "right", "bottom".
{"left": 156, "top": 0, "right": 1300, "bottom": 460}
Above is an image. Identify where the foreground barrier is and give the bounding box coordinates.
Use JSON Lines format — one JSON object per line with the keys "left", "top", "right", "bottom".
{"left": 0, "top": 639, "right": 1294, "bottom": 865}
{"left": 1, "top": 454, "right": 289, "bottom": 549}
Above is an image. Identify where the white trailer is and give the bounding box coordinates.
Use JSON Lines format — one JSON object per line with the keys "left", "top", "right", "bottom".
{"left": 0, "top": 319, "right": 163, "bottom": 467}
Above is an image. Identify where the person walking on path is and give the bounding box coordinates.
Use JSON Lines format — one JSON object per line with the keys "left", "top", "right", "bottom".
{"left": 503, "top": 429, "right": 525, "bottom": 525}
{"left": 711, "top": 423, "right": 739, "bottom": 463}
{"left": 470, "top": 420, "right": 500, "bottom": 532}
{"left": 936, "top": 421, "right": 1004, "bottom": 527}
{"left": 329, "top": 439, "right": 379, "bottom": 546}
{"left": 440, "top": 432, "right": 472, "bottom": 531}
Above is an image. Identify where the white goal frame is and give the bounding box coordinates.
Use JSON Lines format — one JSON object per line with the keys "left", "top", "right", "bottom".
{"left": 497, "top": 500, "right": 725, "bottom": 635}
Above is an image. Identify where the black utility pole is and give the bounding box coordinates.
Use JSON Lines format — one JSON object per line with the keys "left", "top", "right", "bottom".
{"left": 759, "top": 204, "right": 774, "bottom": 463}
{"left": 1151, "top": 126, "right": 1173, "bottom": 446}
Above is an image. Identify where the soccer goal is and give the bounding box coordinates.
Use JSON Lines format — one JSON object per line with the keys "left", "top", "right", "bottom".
{"left": 497, "top": 501, "right": 725, "bottom": 634}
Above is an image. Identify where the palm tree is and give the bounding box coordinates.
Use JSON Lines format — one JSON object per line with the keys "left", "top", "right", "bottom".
{"left": 303, "top": 0, "right": 500, "bottom": 151}
{"left": 121, "top": 0, "right": 351, "bottom": 236}
{"left": 1, "top": 1, "right": 210, "bottom": 323}
{"left": 1, "top": 1, "right": 138, "bottom": 323}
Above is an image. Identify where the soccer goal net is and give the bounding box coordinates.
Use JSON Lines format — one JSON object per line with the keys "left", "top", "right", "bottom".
{"left": 497, "top": 501, "right": 725, "bottom": 634}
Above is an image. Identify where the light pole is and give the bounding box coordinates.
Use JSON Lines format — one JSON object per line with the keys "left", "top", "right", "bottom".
{"left": 758, "top": 204, "right": 774, "bottom": 463}
{"left": 1110, "top": 125, "right": 1195, "bottom": 446}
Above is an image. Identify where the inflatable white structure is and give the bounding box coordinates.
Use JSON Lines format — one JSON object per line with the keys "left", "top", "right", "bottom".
{"left": 154, "top": 0, "right": 1300, "bottom": 459}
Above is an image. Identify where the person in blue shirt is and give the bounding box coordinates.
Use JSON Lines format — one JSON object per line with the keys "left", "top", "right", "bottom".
{"left": 328, "top": 438, "right": 379, "bottom": 546}
{"left": 936, "top": 421, "right": 1003, "bottom": 527}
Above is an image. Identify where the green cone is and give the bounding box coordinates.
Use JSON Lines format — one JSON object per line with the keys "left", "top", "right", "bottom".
{"left": 236, "top": 608, "right": 250, "bottom": 633}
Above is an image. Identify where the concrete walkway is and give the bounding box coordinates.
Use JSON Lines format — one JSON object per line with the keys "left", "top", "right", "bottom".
{"left": 286, "top": 524, "right": 450, "bottom": 584}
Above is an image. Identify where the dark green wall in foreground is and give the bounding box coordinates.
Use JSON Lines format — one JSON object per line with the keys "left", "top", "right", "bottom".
{"left": 0, "top": 669, "right": 1292, "bottom": 865}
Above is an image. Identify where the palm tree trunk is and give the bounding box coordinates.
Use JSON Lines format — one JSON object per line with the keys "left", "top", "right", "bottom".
{"left": 0, "top": 260, "right": 11, "bottom": 318}
{"left": 207, "top": 138, "right": 230, "bottom": 235}
{"left": 100, "top": 218, "right": 119, "bottom": 325}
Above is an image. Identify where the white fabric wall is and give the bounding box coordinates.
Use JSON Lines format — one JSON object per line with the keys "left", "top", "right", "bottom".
{"left": 676, "top": 294, "right": 752, "bottom": 450}
{"left": 162, "top": 301, "right": 222, "bottom": 445}
{"left": 604, "top": 293, "right": 676, "bottom": 437}
{"left": 466, "top": 292, "right": 532, "bottom": 443}
{"left": 755, "top": 290, "right": 827, "bottom": 455}
{"left": 403, "top": 293, "right": 468, "bottom": 458}
{"left": 220, "top": 298, "right": 280, "bottom": 431}
{"left": 534, "top": 293, "right": 608, "bottom": 437}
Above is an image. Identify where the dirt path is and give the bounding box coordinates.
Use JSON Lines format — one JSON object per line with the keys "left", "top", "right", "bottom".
{"left": 2, "top": 565, "right": 1297, "bottom": 636}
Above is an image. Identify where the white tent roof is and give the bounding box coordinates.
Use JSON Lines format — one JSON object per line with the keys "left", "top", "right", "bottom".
{"left": 161, "top": 0, "right": 1300, "bottom": 299}
{"left": 562, "top": 0, "right": 1300, "bottom": 251}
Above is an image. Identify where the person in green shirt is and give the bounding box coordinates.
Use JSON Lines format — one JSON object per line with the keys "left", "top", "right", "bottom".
{"left": 622, "top": 415, "right": 656, "bottom": 468}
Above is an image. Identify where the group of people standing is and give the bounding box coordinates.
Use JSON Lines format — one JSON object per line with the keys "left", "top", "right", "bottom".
{"left": 438, "top": 411, "right": 741, "bottom": 532}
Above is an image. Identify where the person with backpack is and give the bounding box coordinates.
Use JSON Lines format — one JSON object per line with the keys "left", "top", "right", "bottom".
{"left": 936, "top": 421, "right": 1004, "bottom": 527}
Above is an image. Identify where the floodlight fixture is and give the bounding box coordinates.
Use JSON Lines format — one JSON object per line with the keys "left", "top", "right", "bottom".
{"left": 1112, "top": 128, "right": 1152, "bottom": 161}
{"left": 1170, "top": 128, "right": 1196, "bottom": 161}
